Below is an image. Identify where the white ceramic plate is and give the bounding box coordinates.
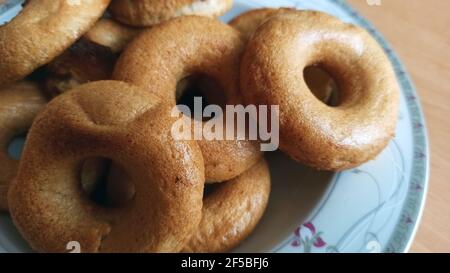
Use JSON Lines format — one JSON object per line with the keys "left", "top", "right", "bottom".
{"left": 0, "top": 0, "right": 429, "bottom": 253}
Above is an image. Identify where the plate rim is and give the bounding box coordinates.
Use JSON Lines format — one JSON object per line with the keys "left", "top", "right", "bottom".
{"left": 252, "top": 0, "right": 430, "bottom": 253}
{"left": 309, "top": 0, "right": 430, "bottom": 253}
{"left": 238, "top": 0, "right": 430, "bottom": 253}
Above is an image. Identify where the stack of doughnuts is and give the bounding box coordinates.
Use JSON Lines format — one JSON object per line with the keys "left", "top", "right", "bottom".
{"left": 0, "top": 1, "right": 399, "bottom": 253}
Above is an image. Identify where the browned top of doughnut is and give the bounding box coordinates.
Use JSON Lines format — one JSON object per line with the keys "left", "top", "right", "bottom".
{"left": 109, "top": 0, "right": 233, "bottom": 27}
{"left": 0, "top": 0, "right": 110, "bottom": 86}
{"left": 0, "top": 81, "right": 47, "bottom": 211}
{"left": 8, "top": 81, "right": 205, "bottom": 252}
{"left": 241, "top": 11, "right": 400, "bottom": 170}
{"left": 183, "top": 158, "right": 270, "bottom": 252}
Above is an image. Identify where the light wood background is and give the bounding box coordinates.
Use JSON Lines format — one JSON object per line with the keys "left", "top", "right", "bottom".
{"left": 347, "top": 0, "right": 450, "bottom": 253}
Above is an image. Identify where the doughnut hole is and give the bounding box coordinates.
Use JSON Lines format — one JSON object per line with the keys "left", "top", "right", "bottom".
{"left": 176, "top": 74, "right": 227, "bottom": 121}
{"left": 303, "top": 66, "right": 339, "bottom": 106}
{"left": 80, "top": 157, "right": 135, "bottom": 208}
{"left": 7, "top": 133, "right": 27, "bottom": 161}
{"left": 203, "top": 182, "right": 222, "bottom": 198}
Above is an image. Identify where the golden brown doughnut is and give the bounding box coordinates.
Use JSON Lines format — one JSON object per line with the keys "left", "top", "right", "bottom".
{"left": 0, "top": 0, "right": 110, "bottom": 86}
{"left": 114, "top": 16, "right": 263, "bottom": 182}
{"left": 0, "top": 82, "right": 47, "bottom": 211}
{"left": 8, "top": 81, "right": 205, "bottom": 252}
{"left": 45, "top": 19, "right": 140, "bottom": 96}
{"left": 230, "top": 8, "right": 334, "bottom": 104}
{"left": 109, "top": 0, "right": 233, "bottom": 27}
{"left": 241, "top": 11, "right": 400, "bottom": 170}
{"left": 183, "top": 158, "right": 270, "bottom": 253}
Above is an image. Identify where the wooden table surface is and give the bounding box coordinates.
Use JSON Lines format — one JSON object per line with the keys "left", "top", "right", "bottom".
{"left": 347, "top": 0, "right": 450, "bottom": 253}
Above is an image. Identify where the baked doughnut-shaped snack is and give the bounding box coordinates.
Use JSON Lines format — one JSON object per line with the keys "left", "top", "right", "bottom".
{"left": 109, "top": 0, "right": 233, "bottom": 27}
{"left": 183, "top": 158, "right": 270, "bottom": 253}
{"left": 0, "top": 0, "right": 110, "bottom": 86}
{"left": 241, "top": 11, "right": 400, "bottom": 170}
{"left": 45, "top": 19, "right": 140, "bottom": 96}
{"left": 0, "top": 82, "right": 47, "bottom": 211}
{"left": 8, "top": 81, "right": 205, "bottom": 252}
{"left": 114, "top": 16, "right": 262, "bottom": 182}
{"left": 230, "top": 8, "right": 333, "bottom": 104}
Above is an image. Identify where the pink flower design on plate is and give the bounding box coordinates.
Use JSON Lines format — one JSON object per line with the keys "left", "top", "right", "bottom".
{"left": 411, "top": 183, "right": 423, "bottom": 191}
{"left": 291, "top": 222, "right": 326, "bottom": 252}
{"left": 406, "top": 94, "right": 416, "bottom": 102}
{"left": 402, "top": 214, "right": 413, "bottom": 225}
